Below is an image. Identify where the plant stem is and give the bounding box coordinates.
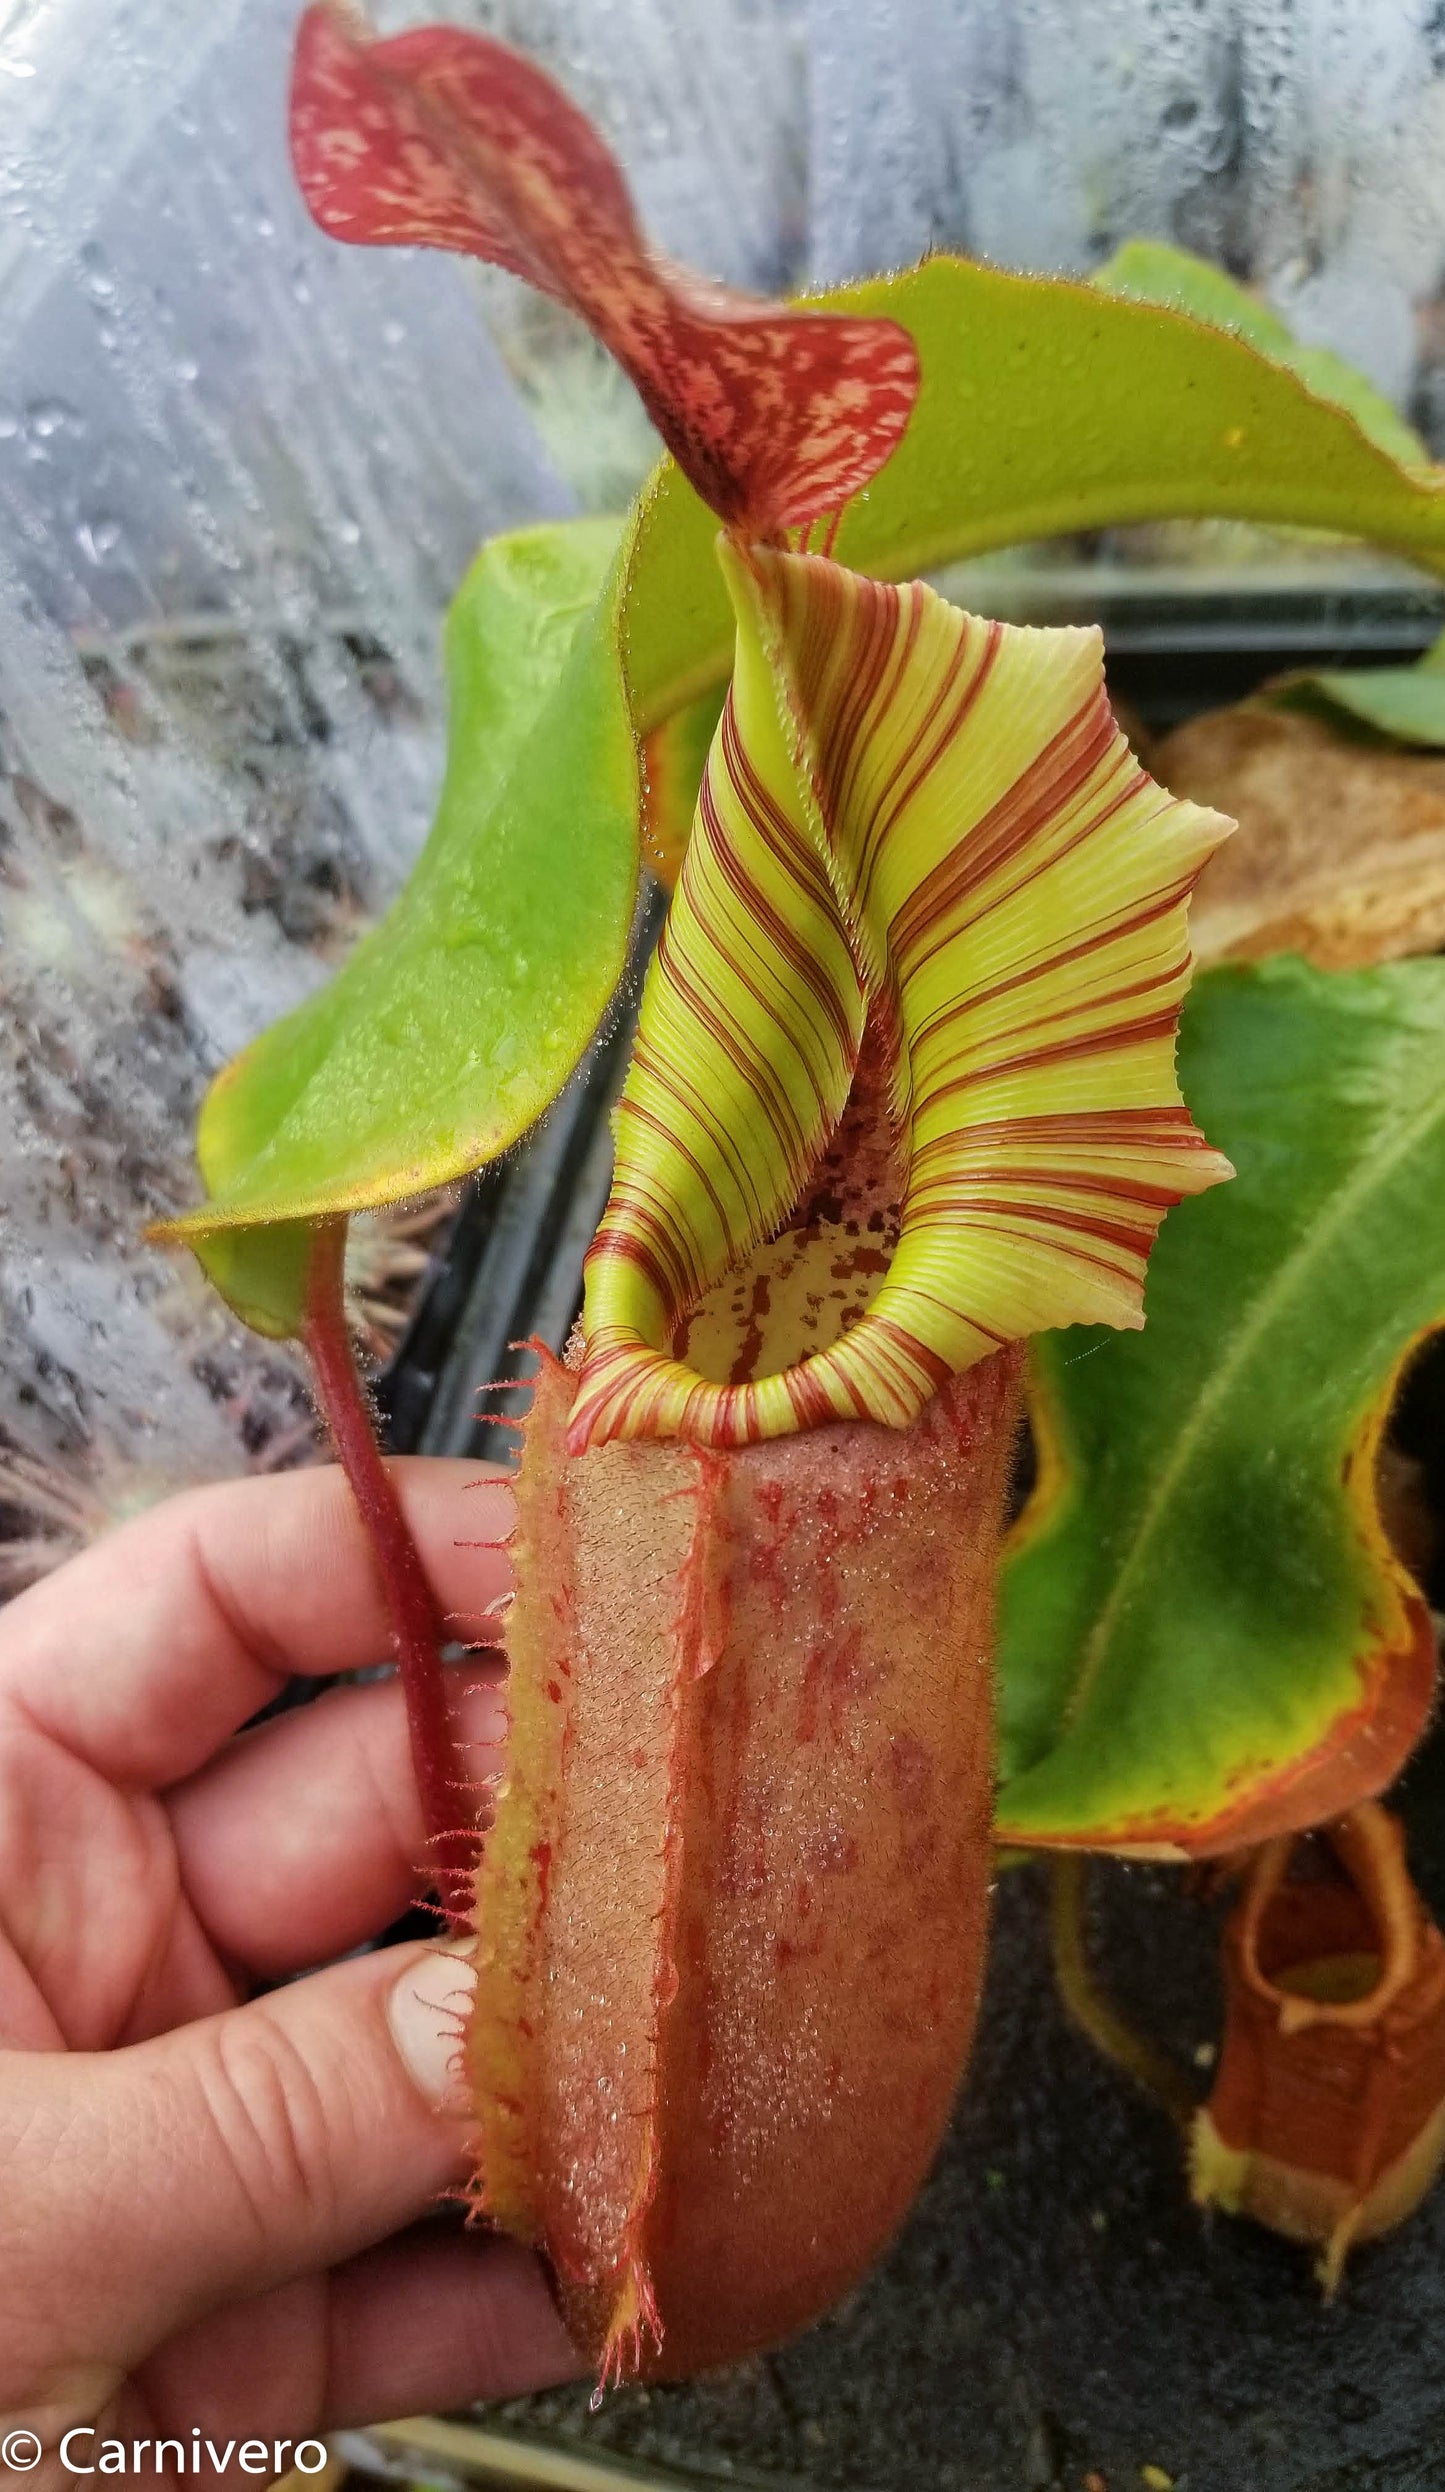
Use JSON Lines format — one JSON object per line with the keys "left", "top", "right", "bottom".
{"left": 1049, "top": 1854, "right": 1198, "bottom": 2132}
{"left": 303, "top": 1215, "right": 475, "bottom": 1925}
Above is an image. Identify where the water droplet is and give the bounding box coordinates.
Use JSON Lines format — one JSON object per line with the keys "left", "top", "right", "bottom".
{"left": 78, "top": 241, "right": 114, "bottom": 299}
{"left": 24, "top": 397, "right": 80, "bottom": 442}
{"left": 76, "top": 517, "right": 122, "bottom": 564}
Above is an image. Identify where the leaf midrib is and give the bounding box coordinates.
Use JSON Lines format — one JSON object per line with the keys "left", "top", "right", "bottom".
{"left": 1058, "top": 1059, "right": 1445, "bottom": 1735}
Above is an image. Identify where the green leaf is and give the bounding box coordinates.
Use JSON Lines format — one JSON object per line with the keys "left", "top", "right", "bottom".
{"left": 1092, "top": 250, "right": 1445, "bottom": 758}
{"left": 187, "top": 1219, "right": 314, "bottom": 1344}
{"left": 1092, "top": 245, "right": 1445, "bottom": 752}
{"left": 157, "top": 516, "right": 638, "bottom": 1330}
{"left": 996, "top": 956, "right": 1443, "bottom": 1857}
{"left": 1266, "top": 627, "right": 1445, "bottom": 750}
{"left": 572, "top": 543, "right": 1229, "bottom": 1450}
{"left": 1091, "top": 238, "right": 1429, "bottom": 471}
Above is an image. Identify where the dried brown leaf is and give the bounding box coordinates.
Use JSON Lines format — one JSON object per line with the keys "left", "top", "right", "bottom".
{"left": 1158, "top": 705, "right": 1445, "bottom": 970}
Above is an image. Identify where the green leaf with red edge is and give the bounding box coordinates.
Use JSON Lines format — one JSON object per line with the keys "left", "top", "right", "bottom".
{"left": 996, "top": 955, "right": 1445, "bottom": 1859}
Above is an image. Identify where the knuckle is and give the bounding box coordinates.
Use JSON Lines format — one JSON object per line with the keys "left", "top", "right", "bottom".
{"left": 195, "top": 2011, "right": 339, "bottom": 2247}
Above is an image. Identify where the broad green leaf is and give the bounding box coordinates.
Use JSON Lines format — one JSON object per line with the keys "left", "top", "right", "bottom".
{"left": 996, "top": 956, "right": 1443, "bottom": 1857}
{"left": 1093, "top": 247, "right": 1445, "bottom": 751}
{"left": 1092, "top": 238, "right": 1428, "bottom": 471}
{"left": 155, "top": 517, "right": 636, "bottom": 1331}
{"left": 1267, "top": 627, "right": 1445, "bottom": 750}
{"left": 568, "top": 544, "right": 1230, "bottom": 1451}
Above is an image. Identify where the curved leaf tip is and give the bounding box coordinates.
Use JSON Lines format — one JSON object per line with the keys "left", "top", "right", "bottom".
{"left": 569, "top": 544, "right": 1234, "bottom": 1453}
{"left": 290, "top": 3, "right": 918, "bottom": 537}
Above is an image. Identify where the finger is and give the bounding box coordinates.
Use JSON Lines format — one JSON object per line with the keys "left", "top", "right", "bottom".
{"left": 322, "top": 2227, "right": 583, "bottom": 2425}
{"left": 0, "top": 1940, "right": 483, "bottom": 2375}
{"left": 167, "top": 1668, "right": 506, "bottom": 1977}
{"left": 130, "top": 2229, "right": 580, "bottom": 2442}
{"left": 0, "top": 1460, "right": 513, "bottom": 1788}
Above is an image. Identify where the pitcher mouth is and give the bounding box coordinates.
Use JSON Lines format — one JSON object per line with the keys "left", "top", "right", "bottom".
{"left": 569, "top": 543, "right": 1231, "bottom": 1456}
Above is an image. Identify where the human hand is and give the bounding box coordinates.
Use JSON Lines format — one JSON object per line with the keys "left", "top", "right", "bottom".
{"left": 0, "top": 1460, "right": 580, "bottom": 2484}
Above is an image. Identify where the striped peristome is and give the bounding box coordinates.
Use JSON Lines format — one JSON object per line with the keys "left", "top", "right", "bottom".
{"left": 568, "top": 539, "right": 1233, "bottom": 1453}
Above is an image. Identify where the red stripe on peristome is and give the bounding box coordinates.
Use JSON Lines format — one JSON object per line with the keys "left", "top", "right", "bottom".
{"left": 782, "top": 1358, "right": 853, "bottom": 1432}
{"left": 889, "top": 687, "right": 1116, "bottom": 962}
{"left": 858, "top": 615, "right": 1003, "bottom": 908}
{"left": 907, "top": 1156, "right": 1195, "bottom": 1214}
{"left": 918, "top": 960, "right": 1190, "bottom": 1079}
{"left": 908, "top": 1183, "right": 1159, "bottom": 1242}
{"left": 905, "top": 1198, "right": 1157, "bottom": 1270}
{"left": 584, "top": 1222, "right": 684, "bottom": 1316}
{"left": 829, "top": 588, "right": 911, "bottom": 852}
{"left": 586, "top": 1172, "right": 705, "bottom": 1307}
{"left": 611, "top": 1060, "right": 747, "bottom": 1270}
{"left": 928, "top": 1107, "right": 1198, "bottom": 1151}
{"left": 779, "top": 567, "right": 903, "bottom": 901}
{"left": 710, "top": 705, "right": 862, "bottom": 1068}
{"left": 834, "top": 588, "right": 922, "bottom": 838}
{"left": 847, "top": 1312, "right": 955, "bottom": 1392}
{"left": 909, "top": 880, "right": 1193, "bottom": 1053}
{"left": 925, "top": 1006, "right": 1186, "bottom": 1101}
{"left": 649, "top": 929, "right": 817, "bottom": 1196}
{"left": 922, "top": 765, "right": 1175, "bottom": 979}
{"left": 966, "top": 761, "right": 1156, "bottom": 937}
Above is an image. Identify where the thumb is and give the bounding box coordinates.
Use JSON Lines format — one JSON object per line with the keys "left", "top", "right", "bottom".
{"left": 0, "top": 1941, "right": 481, "bottom": 2384}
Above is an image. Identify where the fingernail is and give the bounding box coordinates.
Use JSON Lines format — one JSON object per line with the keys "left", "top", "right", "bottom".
{"left": 387, "top": 1942, "right": 477, "bottom": 2112}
